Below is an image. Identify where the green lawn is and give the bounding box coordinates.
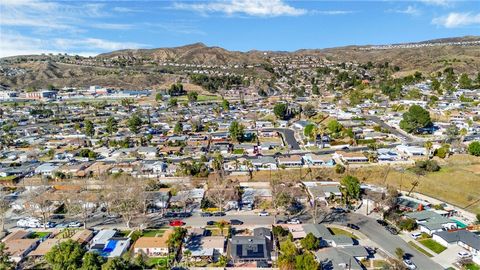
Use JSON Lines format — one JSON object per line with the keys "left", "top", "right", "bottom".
{"left": 118, "top": 230, "right": 131, "bottom": 237}
{"left": 418, "top": 239, "right": 447, "bottom": 254}
{"left": 0, "top": 176, "right": 17, "bottom": 182}
{"left": 233, "top": 149, "right": 244, "bottom": 155}
{"left": 465, "top": 263, "right": 480, "bottom": 270}
{"left": 142, "top": 229, "right": 166, "bottom": 237}
{"left": 328, "top": 227, "right": 359, "bottom": 240}
{"left": 408, "top": 241, "right": 433, "bottom": 257}
{"left": 28, "top": 232, "right": 51, "bottom": 239}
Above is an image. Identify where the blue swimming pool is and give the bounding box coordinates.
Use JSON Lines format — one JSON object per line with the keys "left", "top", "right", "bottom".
{"left": 452, "top": 219, "right": 468, "bottom": 229}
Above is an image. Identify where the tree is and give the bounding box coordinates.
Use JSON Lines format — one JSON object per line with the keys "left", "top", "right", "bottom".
{"left": 81, "top": 252, "right": 104, "bottom": 270}
{"left": 121, "top": 98, "right": 133, "bottom": 111}
{"left": 335, "top": 164, "right": 345, "bottom": 174}
{"left": 395, "top": 247, "right": 405, "bottom": 260}
{"left": 221, "top": 99, "right": 230, "bottom": 111}
{"left": 278, "top": 239, "right": 298, "bottom": 270}
{"left": 312, "top": 84, "right": 319, "bottom": 95}
{"left": 105, "top": 117, "right": 118, "bottom": 135}
{"left": 45, "top": 240, "right": 86, "bottom": 270}
{"left": 229, "top": 121, "right": 245, "bottom": 143}
{"left": 0, "top": 243, "right": 13, "bottom": 270}
{"left": 300, "top": 233, "right": 319, "bottom": 251}
{"left": 155, "top": 92, "right": 163, "bottom": 102}
{"left": 274, "top": 103, "right": 289, "bottom": 120}
{"left": 341, "top": 175, "right": 361, "bottom": 202}
{"left": 127, "top": 114, "right": 142, "bottom": 134}
{"left": 168, "top": 98, "right": 178, "bottom": 107}
{"left": 459, "top": 73, "right": 472, "bottom": 89}
{"left": 101, "top": 257, "right": 130, "bottom": 270}
{"left": 215, "top": 220, "right": 229, "bottom": 236}
{"left": 0, "top": 191, "right": 11, "bottom": 232}
{"left": 327, "top": 119, "right": 343, "bottom": 134}
{"left": 174, "top": 122, "right": 183, "bottom": 134}
{"left": 84, "top": 120, "right": 95, "bottom": 137}
{"left": 187, "top": 91, "right": 198, "bottom": 103}
{"left": 424, "top": 141, "right": 433, "bottom": 159}
{"left": 302, "top": 103, "right": 316, "bottom": 117}
{"left": 399, "top": 105, "right": 432, "bottom": 134}
{"left": 295, "top": 252, "right": 319, "bottom": 270}
{"left": 303, "top": 124, "right": 315, "bottom": 138}
{"left": 468, "top": 141, "right": 480, "bottom": 156}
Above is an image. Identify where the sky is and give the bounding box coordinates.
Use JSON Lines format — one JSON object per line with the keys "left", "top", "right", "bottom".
{"left": 1, "top": 0, "right": 480, "bottom": 57}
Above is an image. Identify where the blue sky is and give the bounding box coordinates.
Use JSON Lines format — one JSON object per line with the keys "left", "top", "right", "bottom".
{"left": 1, "top": 0, "right": 479, "bottom": 57}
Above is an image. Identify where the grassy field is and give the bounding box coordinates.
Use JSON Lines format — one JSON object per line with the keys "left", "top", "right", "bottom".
{"left": 408, "top": 241, "right": 433, "bottom": 257}
{"left": 419, "top": 239, "right": 447, "bottom": 254}
{"left": 328, "top": 227, "right": 359, "bottom": 240}
{"left": 247, "top": 154, "right": 480, "bottom": 213}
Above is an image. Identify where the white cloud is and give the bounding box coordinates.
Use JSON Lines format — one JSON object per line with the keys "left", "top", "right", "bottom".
{"left": 419, "top": 0, "right": 452, "bottom": 7}
{"left": 387, "top": 6, "right": 421, "bottom": 16}
{"left": 113, "top": 7, "right": 142, "bottom": 13}
{"left": 311, "top": 10, "right": 355, "bottom": 15}
{"left": 172, "top": 0, "right": 307, "bottom": 17}
{"left": 0, "top": 31, "right": 147, "bottom": 57}
{"left": 432, "top": 12, "right": 480, "bottom": 28}
{"left": 53, "top": 38, "right": 147, "bottom": 51}
{"left": 91, "top": 23, "right": 134, "bottom": 30}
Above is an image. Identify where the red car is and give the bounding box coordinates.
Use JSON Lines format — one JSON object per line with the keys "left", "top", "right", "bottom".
{"left": 169, "top": 220, "right": 184, "bottom": 227}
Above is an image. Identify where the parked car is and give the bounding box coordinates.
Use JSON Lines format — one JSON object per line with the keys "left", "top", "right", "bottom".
{"left": 386, "top": 226, "right": 398, "bottom": 235}
{"left": 206, "top": 221, "right": 215, "bottom": 226}
{"left": 17, "top": 218, "right": 41, "bottom": 228}
{"left": 177, "top": 212, "right": 191, "bottom": 218}
{"left": 201, "top": 212, "right": 213, "bottom": 217}
{"left": 411, "top": 232, "right": 422, "bottom": 239}
{"left": 230, "top": 219, "right": 244, "bottom": 225}
{"left": 164, "top": 212, "right": 177, "bottom": 218}
{"left": 276, "top": 220, "right": 285, "bottom": 224}
{"left": 169, "top": 220, "right": 184, "bottom": 227}
{"left": 403, "top": 259, "right": 416, "bottom": 269}
{"left": 331, "top": 207, "right": 347, "bottom": 213}
{"left": 213, "top": 212, "right": 225, "bottom": 217}
{"left": 258, "top": 211, "right": 269, "bottom": 216}
{"left": 347, "top": 223, "right": 359, "bottom": 230}
{"left": 287, "top": 218, "right": 302, "bottom": 224}
{"left": 67, "top": 221, "right": 82, "bottom": 228}
{"left": 457, "top": 251, "right": 472, "bottom": 259}
{"left": 376, "top": 219, "right": 388, "bottom": 226}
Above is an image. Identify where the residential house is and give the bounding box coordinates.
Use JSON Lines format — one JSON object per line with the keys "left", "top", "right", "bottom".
{"left": 228, "top": 228, "right": 272, "bottom": 264}
{"left": 134, "top": 230, "right": 173, "bottom": 257}
{"left": 433, "top": 230, "right": 480, "bottom": 257}
{"left": 405, "top": 210, "right": 457, "bottom": 235}
{"left": 277, "top": 155, "right": 303, "bottom": 167}
{"left": 333, "top": 151, "right": 368, "bottom": 164}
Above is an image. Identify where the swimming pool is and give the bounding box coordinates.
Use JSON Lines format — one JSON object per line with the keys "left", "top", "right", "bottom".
{"left": 452, "top": 219, "right": 468, "bottom": 229}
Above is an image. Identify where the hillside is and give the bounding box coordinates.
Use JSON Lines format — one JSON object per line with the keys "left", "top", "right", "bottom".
{"left": 1, "top": 36, "right": 479, "bottom": 89}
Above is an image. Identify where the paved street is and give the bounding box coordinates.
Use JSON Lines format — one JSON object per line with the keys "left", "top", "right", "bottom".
{"left": 333, "top": 213, "right": 444, "bottom": 270}
{"left": 183, "top": 213, "right": 275, "bottom": 227}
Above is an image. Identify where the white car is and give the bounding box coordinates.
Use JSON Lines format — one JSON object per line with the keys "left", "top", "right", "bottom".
{"left": 17, "top": 218, "right": 41, "bottom": 228}
{"left": 457, "top": 251, "right": 472, "bottom": 259}
{"left": 258, "top": 211, "right": 269, "bottom": 216}
{"left": 411, "top": 232, "right": 422, "bottom": 239}
{"left": 67, "top": 221, "right": 82, "bottom": 228}
{"left": 287, "top": 218, "right": 302, "bottom": 224}
{"left": 403, "top": 259, "right": 416, "bottom": 270}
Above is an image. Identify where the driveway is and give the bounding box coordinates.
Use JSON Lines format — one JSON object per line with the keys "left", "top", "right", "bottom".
{"left": 263, "top": 128, "right": 301, "bottom": 150}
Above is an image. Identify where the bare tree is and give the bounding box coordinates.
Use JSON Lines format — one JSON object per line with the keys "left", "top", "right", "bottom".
{"left": 0, "top": 190, "right": 11, "bottom": 232}
{"left": 63, "top": 189, "right": 99, "bottom": 229}
{"left": 25, "top": 187, "right": 55, "bottom": 229}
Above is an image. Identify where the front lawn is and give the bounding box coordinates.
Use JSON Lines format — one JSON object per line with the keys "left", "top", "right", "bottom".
{"left": 465, "top": 263, "right": 480, "bottom": 270}
{"left": 408, "top": 241, "right": 433, "bottom": 257}
{"left": 418, "top": 239, "right": 447, "bottom": 254}
{"left": 146, "top": 256, "right": 173, "bottom": 268}
{"left": 233, "top": 149, "right": 244, "bottom": 155}
{"left": 328, "top": 227, "right": 359, "bottom": 240}
{"left": 142, "top": 229, "right": 166, "bottom": 237}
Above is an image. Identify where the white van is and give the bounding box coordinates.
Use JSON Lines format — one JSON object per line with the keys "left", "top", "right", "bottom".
{"left": 411, "top": 232, "right": 422, "bottom": 239}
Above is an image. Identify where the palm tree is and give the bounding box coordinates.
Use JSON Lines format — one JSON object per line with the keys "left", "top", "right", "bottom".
{"left": 216, "top": 220, "right": 228, "bottom": 236}
{"left": 424, "top": 141, "right": 433, "bottom": 159}
{"left": 318, "top": 124, "right": 327, "bottom": 148}
{"left": 183, "top": 249, "right": 192, "bottom": 267}
{"left": 309, "top": 126, "right": 318, "bottom": 146}
{"left": 243, "top": 160, "right": 254, "bottom": 180}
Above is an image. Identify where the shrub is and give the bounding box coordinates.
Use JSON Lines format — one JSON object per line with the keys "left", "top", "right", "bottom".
{"left": 398, "top": 218, "right": 417, "bottom": 231}
{"left": 335, "top": 164, "right": 346, "bottom": 174}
